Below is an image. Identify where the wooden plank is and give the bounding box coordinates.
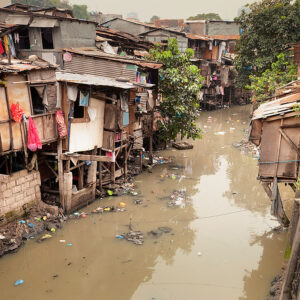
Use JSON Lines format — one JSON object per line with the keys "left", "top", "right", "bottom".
{"left": 57, "top": 139, "right": 65, "bottom": 211}
{"left": 279, "top": 128, "right": 300, "bottom": 156}
{"left": 78, "top": 165, "right": 84, "bottom": 190}
{"left": 60, "top": 154, "right": 113, "bottom": 162}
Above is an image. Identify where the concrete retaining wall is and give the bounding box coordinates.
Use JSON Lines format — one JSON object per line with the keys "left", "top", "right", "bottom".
{"left": 0, "top": 169, "right": 41, "bottom": 224}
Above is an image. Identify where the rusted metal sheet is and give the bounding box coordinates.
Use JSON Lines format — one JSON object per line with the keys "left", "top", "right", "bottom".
{"left": 6, "top": 74, "right": 32, "bottom": 114}
{"left": 0, "top": 123, "right": 11, "bottom": 152}
{"left": 31, "top": 113, "right": 57, "bottom": 144}
{"left": 63, "top": 48, "right": 162, "bottom": 69}
{"left": 259, "top": 117, "right": 299, "bottom": 180}
{"left": 0, "top": 87, "right": 8, "bottom": 121}
{"left": 249, "top": 119, "right": 263, "bottom": 146}
{"left": 64, "top": 55, "right": 137, "bottom": 81}
{"left": 294, "top": 44, "right": 300, "bottom": 64}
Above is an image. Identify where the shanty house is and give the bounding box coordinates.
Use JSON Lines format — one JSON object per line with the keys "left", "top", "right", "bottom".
{"left": 139, "top": 28, "right": 188, "bottom": 53}
{"left": 0, "top": 6, "right": 97, "bottom": 65}
{"left": 0, "top": 57, "right": 58, "bottom": 224}
{"left": 249, "top": 81, "right": 300, "bottom": 226}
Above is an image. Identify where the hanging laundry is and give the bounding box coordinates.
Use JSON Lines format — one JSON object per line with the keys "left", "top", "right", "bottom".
{"left": 67, "top": 85, "right": 78, "bottom": 101}
{"left": 3, "top": 35, "right": 9, "bottom": 54}
{"left": 0, "top": 40, "right": 4, "bottom": 55}
{"left": 219, "top": 86, "right": 224, "bottom": 96}
{"left": 55, "top": 110, "right": 68, "bottom": 138}
{"left": 8, "top": 34, "right": 16, "bottom": 57}
{"left": 14, "top": 33, "right": 19, "bottom": 44}
{"left": 218, "top": 41, "right": 227, "bottom": 62}
{"left": 120, "top": 92, "right": 129, "bottom": 112}
{"left": 27, "top": 117, "right": 42, "bottom": 152}
{"left": 79, "top": 90, "right": 89, "bottom": 106}
{"left": 10, "top": 103, "right": 24, "bottom": 123}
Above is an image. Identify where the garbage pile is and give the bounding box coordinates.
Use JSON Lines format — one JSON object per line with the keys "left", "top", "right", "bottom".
{"left": 167, "top": 190, "right": 189, "bottom": 208}
{"left": 116, "top": 231, "right": 144, "bottom": 245}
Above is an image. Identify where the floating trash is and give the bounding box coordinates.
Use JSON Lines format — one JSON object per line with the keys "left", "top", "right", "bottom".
{"left": 107, "top": 190, "right": 113, "bottom": 196}
{"left": 14, "top": 280, "right": 24, "bottom": 286}
{"left": 66, "top": 243, "right": 72, "bottom": 247}
{"left": 116, "top": 235, "right": 124, "bottom": 239}
{"left": 125, "top": 231, "right": 144, "bottom": 245}
{"left": 19, "top": 220, "right": 26, "bottom": 224}
{"left": 27, "top": 223, "right": 34, "bottom": 228}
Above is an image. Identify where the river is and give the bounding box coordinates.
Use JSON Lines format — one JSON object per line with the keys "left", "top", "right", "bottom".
{"left": 0, "top": 105, "right": 293, "bottom": 300}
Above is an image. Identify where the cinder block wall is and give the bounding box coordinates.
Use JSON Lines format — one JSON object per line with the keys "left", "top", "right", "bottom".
{"left": 0, "top": 169, "right": 41, "bottom": 224}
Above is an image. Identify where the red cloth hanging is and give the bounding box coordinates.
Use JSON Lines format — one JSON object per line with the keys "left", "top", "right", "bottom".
{"left": 27, "top": 117, "right": 42, "bottom": 152}
{"left": 10, "top": 103, "right": 24, "bottom": 123}
{"left": 55, "top": 110, "right": 67, "bottom": 138}
{"left": 0, "top": 40, "right": 4, "bottom": 55}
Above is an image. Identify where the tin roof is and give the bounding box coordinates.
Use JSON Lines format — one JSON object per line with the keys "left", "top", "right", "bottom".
{"left": 56, "top": 72, "right": 155, "bottom": 89}
{"left": 185, "top": 33, "right": 239, "bottom": 41}
{"left": 252, "top": 92, "right": 300, "bottom": 120}
{"left": 63, "top": 48, "right": 162, "bottom": 69}
{"left": 0, "top": 57, "right": 56, "bottom": 73}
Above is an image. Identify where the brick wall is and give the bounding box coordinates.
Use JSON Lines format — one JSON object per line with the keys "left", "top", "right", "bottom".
{"left": 0, "top": 169, "right": 41, "bottom": 224}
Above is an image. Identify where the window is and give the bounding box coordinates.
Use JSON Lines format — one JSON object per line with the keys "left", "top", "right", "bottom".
{"left": 18, "top": 28, "right": 30, "bottom": 49}
{"left": 30, "top": 86, "right": 45, "bottom": 115}
{"left": 71, "top": 93, "right": 90, "bottom": 123}
{"left": 73, "top": 98, "right": 84, "bottom": 118}
{"left": 41, "top": 28, "right": 54, "bottom": 49}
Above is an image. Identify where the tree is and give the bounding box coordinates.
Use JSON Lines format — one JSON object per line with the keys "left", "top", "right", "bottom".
{"left": 187, "top": 13, "right": 222, "bottom": 21}
{"left": 150, "top": 15, "right": 160, "bottom": 23}
{"left": 235, "top": 0, "right": 300, "bottom": 88}
{"left": 72, "top": 4, "right": 89, "bottom": 20}
{"left": 246, "top": 53, "right": 297, "bottom": 103}
{"left": 12, "top": 0, "right": 72, "bottom": 9}
{"left": 148, "top": 38, "right": 203, "bottom": 141}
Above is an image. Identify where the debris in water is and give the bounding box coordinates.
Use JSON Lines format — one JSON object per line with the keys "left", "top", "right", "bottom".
{"left": 119, "top": 202, "right": 126, "bottom": 208}
{"left": 214, "top": 131, "right": 225, "bottom": 136}
{"left": 107, "top": 190, "right": 113, "bottom": 196}
{"left": 19, "top": 220, "right": 26, "bottom": 224}
{"left": 66, "top": 243, "right": 72, "bottom": 246}
{"left": 197, "top": 252, "right": 202, "bottom": 256}
{"left": 125, "top": 231, "right": 144, "bottom": 245}
{"left": 59, "top": 240, "right": 66, "bottom": 243}
{"left": 158, "top": 227, "right": 172, "bottom": 233}
{"left": 14, "top": 279, "right": 24, "bottom": 286}
{"left": 134, "top": 199, "right": 143, "bottom": 205}
{"left": 168, "top": 190, "right": 188, "bottom": 208}
{"left": 116, "top": 235, "right": 124, "bottom": 239}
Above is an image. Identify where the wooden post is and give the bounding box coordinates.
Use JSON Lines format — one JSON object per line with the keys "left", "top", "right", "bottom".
{"left": 149, "top": 110, "right": 154, "bottom": 165}
{"left": 124, "top": 144, "right": 128, "bottom": 180}
{"left": 78, "top": 165, "right": 84, "bottom": 190}
{"left": 98, "top": 148, "right": 102, "bottom": 192}
{"left": 57, "top": 139, "right": 65, "bottom": 211}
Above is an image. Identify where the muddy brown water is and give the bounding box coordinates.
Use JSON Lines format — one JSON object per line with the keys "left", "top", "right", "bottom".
{"left": 0, "top": 105, "right": 293, "bottom": 300}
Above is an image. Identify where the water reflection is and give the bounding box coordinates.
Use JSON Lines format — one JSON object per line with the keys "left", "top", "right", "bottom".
{"left": 0, "top": 105, "right": 288, "bottom": 300}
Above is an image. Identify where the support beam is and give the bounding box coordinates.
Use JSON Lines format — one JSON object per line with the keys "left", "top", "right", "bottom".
{"left": 57, "top": 139, "right": 65, "bottom": 211}
{"left": 60, "top": 154, "right": 113, "bottom": 162}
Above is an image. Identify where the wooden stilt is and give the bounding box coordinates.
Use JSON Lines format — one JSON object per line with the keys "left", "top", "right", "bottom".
{"left": 57, "top": 139, "right": 65, "bottom": 211}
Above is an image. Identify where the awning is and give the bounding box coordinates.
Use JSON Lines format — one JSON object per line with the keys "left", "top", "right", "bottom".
{"left": 5, "top": 15, "right": 30, "bottom": 25}
{"left": 30, "top": 18, "right": 59, "bottom": 28}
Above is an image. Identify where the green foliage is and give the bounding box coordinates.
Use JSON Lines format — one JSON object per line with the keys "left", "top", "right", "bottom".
{"left": 12, "top": 0, "right": 91, "bottom": 20}
{"left": 72, "top": 4, "right": 89, "bottom": 20}
{"left": 147, "top": 38, "right": 203, "bottom": 141}
{"left": 294, "top": 177, "right": 300, "bottom": 191}
{"left": 12, "top": 0, "right": 72, "bottom": 9}
{"left": 247, "top": 53, "right": 297, "bottom": 103}
{"left": 235, "top": 0, "right": 300, "bottom": 88}
{"left": 187, "top": 13, "right": 222, "bottom": 21}
{"left": 150, "top": 15, "right": 160, "bottom": 23}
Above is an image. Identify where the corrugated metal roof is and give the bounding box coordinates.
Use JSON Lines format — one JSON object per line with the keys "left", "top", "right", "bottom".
{"left": 185, "top": 33, "right": 212, "bottom": 41}
{"left": 56, "top": 72, "right": 136, "bottom": 89}
{"left": 0, "top": 57, "right": 56, "bottom": 72}
{"left": 252, "top": 93, "right": 300, "bottom": 120}
{"left": 209, "top": 35, "right": 240, "bottom": 40}
{"left": 63, "top": 48, "right": 162, "bottom": 69}
{"left": 185, "top": 33, "right": 239, "bottom": 41}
